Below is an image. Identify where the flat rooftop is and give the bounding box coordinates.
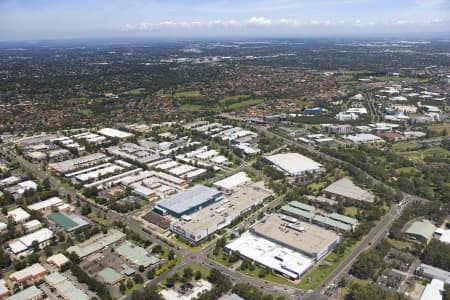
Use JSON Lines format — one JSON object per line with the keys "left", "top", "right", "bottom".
{"left": 155, "top": 185, "right": 222, "bottom": 216}
{"left": 265, "top": 153, "right": 322, "bottom": 175}
{"left": 171, "top": 182, "right": 273, "bottom": 238}
{"left": 226, "top": 232, "right": 313, "bottom": 279}
{"left": 251, "top": 214, "right": 339, "bottom": 257}
{"left": 67, "top": 230, "right": 125, "bottom": 258}
{"left": 115, "top": 241, "right": 159, "bottom": 267}
{"left": 324, "top": 178, "right": 374, "bottom": 203}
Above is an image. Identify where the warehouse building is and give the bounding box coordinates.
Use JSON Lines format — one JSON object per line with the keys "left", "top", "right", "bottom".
{"left": 324, "top": 178, "right": 375, "bottom": 204}
{"left": 9, "top": 263, "right": 48, "bottom": 285}
{"left": 67, "top": 230, "right": 125, "bottom": 258}
{"left": 8, "top": 208, "right": 30, "bottom": 223}
{"left": 115, "top": 241, "right": 159, "bottom": 268}
{"left": 225, "top": 232, "right": 313, "bottom": 280}
{"left": 171, "top": 182, "right": 273, "bottom": 244}
{"left": 49, "top": 153, "right": 109, "bottom": 174}
{"left": 45, "top": 272, "right": 89, "bottom": 300}
{"left": 98, "top": 268, "right": 124, "bottom": 286}
{"left": 9, "top": 228, "right": 54, "bottom": 257}
{"left": 48, "top": 212, "right": 89, "bottom": 232}
{"left": 213, "top": 172, "right": 251, "bottom": 193}
{"left": 154, "top": 185, "right": 223, "bottom": 218}
{"left": 28, "top": 196, "right": 64, "bottom": 212}
{"left": 98, "top": 128, "right": 133, "bottom": 139}
{"left": 249, "top": 214, "right": 340, "bottom": 262}
{"left": 47, "top": 253, "right": 70, "bottom": 269}
{"left": 5, "top": 286, "right": 43, "bottom": 300}
{"left": 265, "top": 153, "right": 322, "bottom": 177}
{"left": 405, "top": 220, "right": 436, "bottom": 241}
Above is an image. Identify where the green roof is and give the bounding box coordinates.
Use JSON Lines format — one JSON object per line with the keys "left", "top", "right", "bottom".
{"left": 115, "top": 241, "right": 159, "bottom": 267}
{"left": 329, "top": 213, "right": 358, "bottom": 225}
{"left": 405, "top": 220, "right": 436, "bottom": 240}
{"left": 98, "top": 268, "right": 124, "bottom": 285}
{"left": 289, "top": 201, "right": 315, "bottom": 212}
{"left": 313, "top": 215, "right": 351, "bottom": 231}
{"left": 281, "top": 205, "right": 314, "bottom": 219}
{"left": 48, "top": 212, "right": 78, "bottom": 230}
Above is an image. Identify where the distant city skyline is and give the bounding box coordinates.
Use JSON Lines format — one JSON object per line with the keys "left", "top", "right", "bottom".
{"left": 1, "top": 0, "right": 450, "bottom": 41}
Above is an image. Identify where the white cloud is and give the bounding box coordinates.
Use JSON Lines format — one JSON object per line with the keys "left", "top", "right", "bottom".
{"left": 247, "top": 17, "right": 272, "bottom": 26}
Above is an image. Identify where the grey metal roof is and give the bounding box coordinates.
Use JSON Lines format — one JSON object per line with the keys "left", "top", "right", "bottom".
{"left": 155, "top": 185, "right": 222, "bottom": 215}
{"left": 324, "top": 178, "right": 374, "bottom": 203}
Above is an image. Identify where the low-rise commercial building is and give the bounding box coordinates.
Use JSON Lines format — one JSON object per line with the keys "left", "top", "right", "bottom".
{"left": 5, "top": 286, "right": 43, "bottom": 300}
{"left": 249, "top": 214, "right": 340, "bottom": 262}
{"left": 45, "top": 272, "right": 89, "bottom": 300}
{"left": 115, "top": 241, "right": 159, "bottom": 268}
{"left": 225, "top": 232, "right": 313, "bottom": 280}
{"left": 9, "top": 228, "right": 54, "bottom": 257}
{"left": 265, "top": 153, "right": 322, "bottom": 177}
{"left": 154, "top": 185, "right": 223, "bottom": 218}
{"left": 324, "top": 178, "right": 375, "bottom": 204}
{"left": 67, "top": 230, "right": 125, "bottom": 258}
{"left": 171, "top": 183, "right": 273, "bottom": 244}
{"left": 9, "top": 263, "right": 48, "bottom": 285}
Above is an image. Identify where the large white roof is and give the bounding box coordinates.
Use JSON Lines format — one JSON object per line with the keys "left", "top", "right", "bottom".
{"left": 226, "top": 232, "right": 313, "bottom": 279}
{"left": 28, "top": 197, "right": 63, "bottom": 211}
{"left": 8, "top": 208, "right": 30, "bottom": 222}
{"left": 214, "top": 172, "right": 251, "bottom": 191}
{"left": 420, "top": 279, "right": 444, "bottom": 300}
{"left": 98, "top": 128, "right": 133, "bottom": 139}
{"left": 265, "top": 153, "right": 322, "bottom": 176}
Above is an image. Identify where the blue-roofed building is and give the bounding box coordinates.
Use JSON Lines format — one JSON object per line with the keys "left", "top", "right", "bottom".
{"left": 154, "top": 185, "right": 223, "bottom": 218}
{"left": 304, "top": 107, "right": 326, "bottom": 115}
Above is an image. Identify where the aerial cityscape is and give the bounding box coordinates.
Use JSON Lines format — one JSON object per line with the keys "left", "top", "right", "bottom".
{"left": 0, "top": 1, "right": 449, "bottom": 300}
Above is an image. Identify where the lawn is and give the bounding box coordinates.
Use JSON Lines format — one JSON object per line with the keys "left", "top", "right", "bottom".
{"left": 87, "top": 211, "right": 111, "bottom": 226}
{"left": 427, "top": 123, "right": 450, "bottom": 135}
{"left": 344, "top": 206, "right": 359, "bottom": 217}
{"left": 391, "top": 142, "right": 417, "bottom": 153}
{"left": 179, "top": 104, "right": 204, "bottom": 111}
{"left": 79, "top": 109, "right": 93, "bottom": 116}
{"left": 299, "top": 243, "right": 357, "bottom": 290}
{"left": 387, "top": 238, "right": 414, "bottom": 251}
{"left": 396, "top": 166, "right": 421, "bottom": 175}
{"left": 307, "top": 182, "right": 326, "bottom": 191}
{"left": 227, "top": 98, "right": 264, "bottom": 110}
{"left": 124, "top": 283, "right": 143, "bottom": 295}
{"left": 174, "top": 90, "right": 201, "bottom": 97}
{"left": 162, "top": 264, "right": 210, "bottom": 286}
{"left": 171, "top": 235, "right": 217, "bottom": 252}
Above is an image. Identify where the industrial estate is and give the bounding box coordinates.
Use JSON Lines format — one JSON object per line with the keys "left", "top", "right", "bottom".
{"left": 0, "top": 13, "right": 449, "bottom": 300}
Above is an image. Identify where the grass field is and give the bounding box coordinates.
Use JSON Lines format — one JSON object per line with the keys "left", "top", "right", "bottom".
{"left": 79, "top": 109, "right": 93, "bottom": 116}
{"left": 87, "top": 211, "right": 110, "bottom": 226}
{"left": 396, "top": 166, "right": 421, "bottom": 175}
{"left": 174, "top": 90, "right": 201, "bottom": 97}
{"left": 427, "top": 123, "right": 450, "bottom": 135}
{"left": 123, "top": 88, "right": 145, "bottom": 95}
{"left": 219, "top": 94, "right": 252, "bottom": 104}
{"left": 179, "top": 104, "right": 204, "bottom": 111}
{"left": 161, "top": 264, "right": 210, "bottom": 286}
{"left": 227, "top": 98, "right": 264, "bottom": 110}
{"left": 344, "top": 206, "right": 359, "bottom": 217}
{"left": 172, "top": 235, "right": 216, "bottom": 252}
{"left": 402, "top": 147, "right": 450, "bottom": 162}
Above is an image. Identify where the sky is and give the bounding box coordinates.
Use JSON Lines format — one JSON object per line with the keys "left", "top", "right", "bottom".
{"left": 0, "top": 0, "right": 449, "bottom": 41}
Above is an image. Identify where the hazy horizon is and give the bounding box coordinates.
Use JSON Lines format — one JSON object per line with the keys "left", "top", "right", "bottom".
{"left": 1, "top": 0, "right": 450, "bottom": 42}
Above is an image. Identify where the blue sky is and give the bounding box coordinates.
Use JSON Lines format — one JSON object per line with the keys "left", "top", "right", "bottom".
{"left": 0, "top": 0, "right": 449, "bottom": 40}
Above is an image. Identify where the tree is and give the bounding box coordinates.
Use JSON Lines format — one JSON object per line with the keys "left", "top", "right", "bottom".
{"left": 183, "top": 267, "right": 193, "bottom": 281}
{"left": 134, "top": 274, "right": 144, "bottom": 284}
{"left": 126, "top": 279, "right": 134, "bottom": 289}
{"left": 120, "top": 282, "right": 126, "bottom": 293}
{"left": 168, "top": 249, "right": 175, "bottom": 260}
{"left": 194, "top": 270, "right": 202, "bottom": 280}
{"left": 138, "top": 265, "right": 145, "bottom": 273}
{"left": 146, "top": 269, "right": 155, "bottom": 280}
